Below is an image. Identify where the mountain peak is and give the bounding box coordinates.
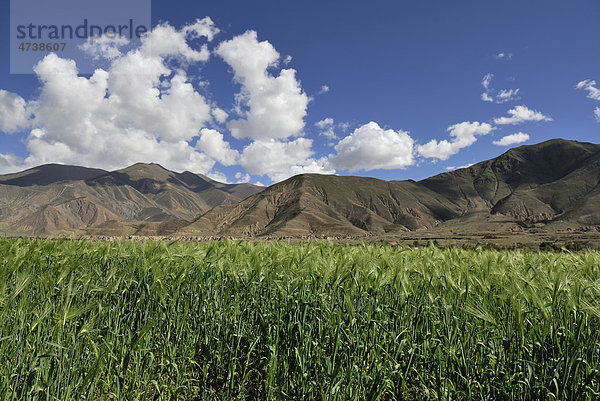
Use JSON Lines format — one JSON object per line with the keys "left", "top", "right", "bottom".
{"left": 115, "top": 162, "right": 172, "bottom": 179}
{"left": 0, "top": 164, "right": 107, "bottom": 186}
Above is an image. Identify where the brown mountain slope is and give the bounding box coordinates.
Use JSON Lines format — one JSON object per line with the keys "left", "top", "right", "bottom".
{"left": 1, "top": 139, "right": 598, "bottom": 239}
{"left": 421, "top": 139, "right": 600, "bottom": 226}
{"left": 421, "top": 139, "right": 600, "bottom": 215}
{"left": 0, "top": 163, "right": 263, "bottom": 236}
{"left": 179, "top": 174, "right": 462, "bottom": 237}
{"left": 177, "top": 139, "right": 600, "bottom": 238}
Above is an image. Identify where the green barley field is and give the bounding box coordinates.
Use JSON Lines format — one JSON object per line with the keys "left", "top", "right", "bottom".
{"left": 1, "top": 239, "right": 599, "bottom": 400}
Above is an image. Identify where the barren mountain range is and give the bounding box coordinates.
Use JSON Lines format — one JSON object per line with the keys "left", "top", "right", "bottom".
{"left": 0, "top": 163, "right": 262, "bottom": 236}
{"left": 1, "top": 139, "right": 600, "bottom": 244}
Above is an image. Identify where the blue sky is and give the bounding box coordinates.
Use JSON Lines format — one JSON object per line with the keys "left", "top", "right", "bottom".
{"left": 0, "top": 0, "right": 599, "bottom": 184}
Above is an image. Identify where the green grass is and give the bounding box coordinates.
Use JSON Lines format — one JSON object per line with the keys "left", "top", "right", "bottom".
{"left": 0, "top": 238, "right": 600, "bottom": 400}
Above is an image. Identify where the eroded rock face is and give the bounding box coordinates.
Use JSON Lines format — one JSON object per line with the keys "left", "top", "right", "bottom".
{"left": 492, "top": 196, "right": 556, "bottom": 223}
{"left": 134, "top": 179, "right": 165, "bottom": 195}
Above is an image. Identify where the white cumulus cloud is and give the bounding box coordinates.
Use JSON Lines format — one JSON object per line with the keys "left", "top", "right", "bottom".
{"left": 239, "top": 138, "right": 333, "bottom": 182}
{"left": 330, "top": 121, "right": 414, "bottom": 171}
{"left": 0, "top": 20, "right": 331, "bottom": 182}
{"left": 0, "top": 90, "right": 30, "bottom": 133}
{"left": 216, "top": 30, "right": 309, "bottom": 140}
{"left": 143, "top": 18, "right": 218, "bottom": 61}
{"left": 481, "top": 92, "right": 494, "bottom": 102}
{"left": 493, "top": 132, "right": 530, "bottom": 146}
{"left": 78, "top": 34, "right": 130, "bottom": 60}
{"left": 418, "top": 121, "right": 494, "bottom": 160}
{"left": 493, "top": 105, "right": 552, "bottom": 125}
{"left": 575, "top": 80, "right": 600, "bottom": 123}
{"left": 182, "top": 17, "right": 220, "bottom": 42}
{"left": 0, "top": 20, "right": 222, "bottom": 174}
{"left": 195, "top": 129, "right": 239, "bottom": 166}
{"left": 315, "top": 118, "right": 334, "bottom": 129}
{"left": 315, "top": 117, "right": 336, "bottom": 139}
{"left": 211, "top": 107, "right": 228, "bottom": 124}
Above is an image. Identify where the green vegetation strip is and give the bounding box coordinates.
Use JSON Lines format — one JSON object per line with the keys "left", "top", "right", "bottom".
{"left": 0, "top": 239, "right": 600, "bottom": 400}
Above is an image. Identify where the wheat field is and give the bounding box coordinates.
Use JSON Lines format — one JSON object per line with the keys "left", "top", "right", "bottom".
{"left": 0, "top": 238, "right": 599, "bottom": 400}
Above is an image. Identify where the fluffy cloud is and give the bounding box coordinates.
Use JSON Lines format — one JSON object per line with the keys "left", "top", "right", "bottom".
{"left": 575, "top": 79, "right": 600, "bottom": 100}
{"left": 239, "top": 138, "right": 333, "bottom": 182}
{"left": 575, "top": 80, "right": 600, "bottom": 122}
{"left": 493, "top": 105, "right": 552, "bottom": 125}
{"left": 0, "top": 90, "right": 30, "bottom": 133}
{"left": 418, "top": 121, "right": 494, "bottom": 160}
{"left": 235, "top": 172, "right": 251, "bottom": 183}
{"left": 330, "top": 121, "right": 414, "bottom": 171}
{"left": 183, "top": 17, "right": 220, "bottom": 41}
{"left": 315, "top": 117, "right": 336, "bottom": 139}
{"left": 216, "top": 31, "right": 309, "bottom": 140}
{"left": 493, "top": 132, "right": 530, "bottom": 146}
{"left": 195, "top": 128, "right": 239, "bottom": 166}
{"left": 0, "top": 19, "right": 332, "bottom": 183}
{"left": 78, "top": 34, "right": 130, "bottom": 60}
{"left": 315, "top": 118, "right": 334, "bottom": 129}
{"left": 0, "top": 19, "right": 222, "bottom": 174}
{"left": 25, "top": 126, "right": 215, "bottom": 173}
{"left": 211, "top": 107, "right": 228, "bottom": 124}
{"left": 142, "top": 18, "right": 218, "bottom": 61}
{"left": 481, "top": 92, "right": 494, "bottom": 102}
{"left": 3, "top": 17, "right": 518, "bottom": 182}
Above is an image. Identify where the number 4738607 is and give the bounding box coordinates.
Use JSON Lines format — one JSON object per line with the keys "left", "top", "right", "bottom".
{"left": 18, "top": 42, "right": 67, "bottom": 52}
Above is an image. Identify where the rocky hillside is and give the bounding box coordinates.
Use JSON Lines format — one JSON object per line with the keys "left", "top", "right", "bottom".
{"left": 0, "top": 163, "right": 263, "bottom": 236}
{"left": 177, "top": 139, "right": 600, "bottom": 238}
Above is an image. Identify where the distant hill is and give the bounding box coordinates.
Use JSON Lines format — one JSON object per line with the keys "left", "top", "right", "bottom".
{"left": 1, "top": 139, "right": 599, "bottom": 240}
{"left": 177, "top": 139, "right": 600, "bottom": 238}
{"left": 178, "top": 174, "right": 460, "bottom": 237}
{"left": 0, "top": 163, "right": 264, "bottom": 236}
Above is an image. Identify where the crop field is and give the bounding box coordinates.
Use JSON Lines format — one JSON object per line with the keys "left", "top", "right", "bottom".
{"left": 0, "top": 239, "right": 600, "bottom": 400}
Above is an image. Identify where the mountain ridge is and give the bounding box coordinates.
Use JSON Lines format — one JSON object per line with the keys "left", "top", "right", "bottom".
{"left": 1, "top": 139, "right": 599, "bottom": 243}
{"left": 177, "top": 139, "right": 600, "bottom": 240}
{"left": 0, "top": 163, "right": 264, "bottom": 236}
